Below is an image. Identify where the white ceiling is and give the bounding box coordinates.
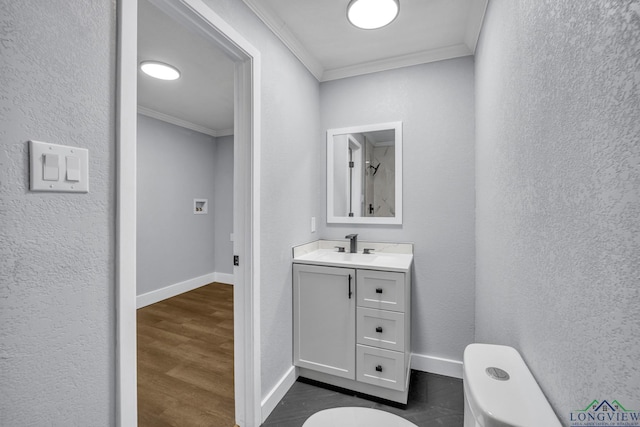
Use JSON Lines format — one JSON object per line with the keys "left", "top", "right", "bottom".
{"left": 242, "top": 0, "right": 488, "bottom": 81}
{"left": 137, "top": 0, "right": 235, "bottom": 136}
{"left": 137, "top": 0, "right": 487, "bottom": 134}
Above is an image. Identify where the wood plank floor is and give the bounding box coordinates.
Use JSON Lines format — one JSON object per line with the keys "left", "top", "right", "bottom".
{"left": 137, "top": 282, "right": 235, "bottom": 427}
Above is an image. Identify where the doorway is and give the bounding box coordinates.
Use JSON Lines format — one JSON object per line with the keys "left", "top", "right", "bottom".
{"left": 116, "top": 1, "right": 262, "bottom": 426}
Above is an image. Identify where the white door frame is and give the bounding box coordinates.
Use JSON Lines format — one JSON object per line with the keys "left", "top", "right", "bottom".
{"left": 116, "top": 1, "right": 262, "bottom": 426}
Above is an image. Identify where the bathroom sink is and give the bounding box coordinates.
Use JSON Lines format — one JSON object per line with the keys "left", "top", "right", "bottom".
{"left": 292, "top": 244, "right": 413, "bottom": 272}
{"left": 317, "top": 252, "right": 379, "bottom": 264}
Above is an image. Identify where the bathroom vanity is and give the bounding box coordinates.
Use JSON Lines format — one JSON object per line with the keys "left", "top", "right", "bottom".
{"left": 292, "top": 240, "right": 413, "bottom": 404}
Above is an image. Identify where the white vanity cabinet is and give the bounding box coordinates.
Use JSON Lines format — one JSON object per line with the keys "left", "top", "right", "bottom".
{"left": 293, "top": 264, "right": 356, "bottom": 379}
{"left": 293, "top": 251, "right": 412, "bottom": 404}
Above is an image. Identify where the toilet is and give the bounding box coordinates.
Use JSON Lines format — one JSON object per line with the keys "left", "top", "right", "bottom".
{"left": 302, "top": 407, "right": 417, "bottom": 427}
{"left": 463, "top": 343, "right": 562, "bottom": 427}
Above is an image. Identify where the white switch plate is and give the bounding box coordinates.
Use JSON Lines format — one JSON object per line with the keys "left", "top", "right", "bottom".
{"left": 29, "top": 140, "right": 89, "bottom": 192}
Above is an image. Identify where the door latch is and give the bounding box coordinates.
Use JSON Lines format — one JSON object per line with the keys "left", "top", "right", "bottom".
{"left": 233, "top": 255, "right": 239, "bottom": 266}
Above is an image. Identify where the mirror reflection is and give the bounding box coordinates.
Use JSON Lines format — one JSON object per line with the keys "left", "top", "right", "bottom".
{"left": 327, "top": 122, "right": 402, "bottom": 225}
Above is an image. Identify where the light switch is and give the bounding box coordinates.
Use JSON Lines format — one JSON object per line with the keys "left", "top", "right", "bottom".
{"left": 43, "top": 153, "right": 59, "bottom": 181}
{"left": 66, "top": 156, "right": 80, "bottom": 181}
{"left": 30, "top": 140, "right": 89, "bottom": 192}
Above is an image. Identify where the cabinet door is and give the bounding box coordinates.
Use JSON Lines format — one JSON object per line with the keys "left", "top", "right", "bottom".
{"left": 293, "top": 263, "right": 356, "bottom": 379}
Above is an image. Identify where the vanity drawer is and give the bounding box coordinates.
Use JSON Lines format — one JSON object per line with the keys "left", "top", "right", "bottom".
{"left": 357, "top": 307, "right": 404, "bottom": 352}
{"left": 357, "top": 270, "right": 405, "bottom": 312}
{"left": 356, "top": 345, "right": 405, "bottom": 391}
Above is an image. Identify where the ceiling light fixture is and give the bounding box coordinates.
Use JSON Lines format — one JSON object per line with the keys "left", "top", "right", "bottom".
{"left": 140, "top": 61, "right": 181, "bottom": 81}
{"left": 347, "top": 0, "right": 399, "bottom": 30}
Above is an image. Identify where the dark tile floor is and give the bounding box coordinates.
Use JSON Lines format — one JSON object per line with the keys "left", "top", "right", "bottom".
{"left": 261, "top": 371, "right": 464, "bottom": 427}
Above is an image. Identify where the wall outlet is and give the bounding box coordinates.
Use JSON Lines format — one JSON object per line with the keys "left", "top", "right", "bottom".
{"left": 311, "top": 216, "right": 316, "bottom": 233}
{"left": 194, "top": 199, "right": 208, "bottom": 214}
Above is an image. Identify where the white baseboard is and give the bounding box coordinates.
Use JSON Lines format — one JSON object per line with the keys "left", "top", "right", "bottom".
{"left": 257, "top": 356, "right": 460, "bottom": 421}
{"left": 137, "top": 272, "right": 232, "bottom": 308}
{"left": 214, "top": 272, "right": 234, "bottom": 285}
{"left": 411, "top": 353, "right": 463, "bottom": 379}
{"left": 261, "top": 366, "right": 297, "bottom": 423}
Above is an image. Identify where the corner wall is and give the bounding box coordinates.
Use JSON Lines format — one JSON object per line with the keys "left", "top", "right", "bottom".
{"left": 320, "top": 57, "right": 476, "bottom": 373}
{"left": 475, "top": 0, "right": 640, "bottom": 420}
{"left": 137, "top": 115, "right": 218, "bottom": 297}
{"left": 201, "top": 0, "right": 322, "bottom": 409}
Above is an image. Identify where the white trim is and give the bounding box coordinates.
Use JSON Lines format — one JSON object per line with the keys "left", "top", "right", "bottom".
{"left": 137, "top": 106, "right": 233, "bottom": 137}
{"left": 411, "top": 353, "right": 463, "bottom": 379}
{"left": 235, "top": 53, "right": 263, "bottom": 427}
{"left": 241, "top": 0, "right": 479, "bottom": 83}
{"left": 116, "top": 0, "right": 138, "bottom": 425}
{"left": 136, "top": 272, "right": 235, "bottom": 308}
{"left": 321, "top": 44, "right": 472, "bottom": 82}
{"left": 327, "top": 121, "right": 403, "bottom": 225}
{"left": 216, "top": 128, "right": 234, "bottom": 137}
{"left": 240, "top": 0, "right": 323, "bottom": 80}
{"left": 117, "top": 0, "right": 261, "bottom": 426}
{"left": 464, "top": 0, "right": 489, "bottom": 53}
{"left": 136, "top": 273, "right": 216, "bottom": 308}
{"left": 260, "top": 366, "right": 298, "bottom": 423}
{"left": 251, "top": 57, "right": 263, "bottom": 427}
{"left": 215, "top": 272, "right": 235, "bottom": 285}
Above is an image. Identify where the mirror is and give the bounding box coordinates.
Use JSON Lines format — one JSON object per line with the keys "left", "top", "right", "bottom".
{"left": 327, "top": 121, "right": 402, "bottom": 225}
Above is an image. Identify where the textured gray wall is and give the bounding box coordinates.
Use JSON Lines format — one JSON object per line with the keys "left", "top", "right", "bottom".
{"left": 475, "top": 0, "right": 640, "bottom": 422}
{"left": 0, "top": 1, "right": 115, "bottom": 425}
{"left": 214, "top": 135, "right": 234, "bottom": 275}
{"left": 137, "top": 115, "right": 220, "bottom": 295}
{"left": 320, "top": 57, "right": 476, "bottom": 364}
{"left": 201, "top": 0, "right": 322, "bottom": 399}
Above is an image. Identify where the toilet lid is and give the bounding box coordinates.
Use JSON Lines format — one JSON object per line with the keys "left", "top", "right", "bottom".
{"left": 302, "top": 407, "right": 418, "bottom": 427}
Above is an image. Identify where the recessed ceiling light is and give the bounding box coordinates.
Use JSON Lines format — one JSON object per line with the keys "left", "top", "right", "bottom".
{"left": 347, "top": 0, "right": 399, "bottom": 30}
{"left": 140, "top": 61, "right": 181, "bottom": 81}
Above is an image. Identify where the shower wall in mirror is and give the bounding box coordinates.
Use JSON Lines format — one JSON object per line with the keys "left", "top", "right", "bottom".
{"left": 327, "top": 121, "right": 402, "bottom": 225}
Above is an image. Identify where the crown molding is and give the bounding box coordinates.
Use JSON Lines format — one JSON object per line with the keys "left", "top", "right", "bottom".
{"left": 242, "top": 0, "right": 485, "bottom": 83}
{"left": 137, "top": 106, "right": 233, "bottom": 137}
{"left": 215, "top": 128, "right": 235, "bottom": 137}
{"left": 464, "top": 0, "right": 489, "bottom": 53}
{"left": 241, "top": 0, "right": 324, "bottom": 80}
{"left": 321, "top": 44, "right": 472, "bottom": 82}
{"left": 464, "top": 0, "right": 489, "bottom": 54}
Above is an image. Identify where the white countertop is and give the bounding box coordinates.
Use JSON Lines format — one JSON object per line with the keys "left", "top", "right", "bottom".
{"left": 292, "top": 241, "right": 413, "bottom": 272}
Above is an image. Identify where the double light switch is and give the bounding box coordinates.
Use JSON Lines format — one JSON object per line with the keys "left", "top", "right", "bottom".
{"left": 30, "top": 140, "right": 89, "bottom": 192}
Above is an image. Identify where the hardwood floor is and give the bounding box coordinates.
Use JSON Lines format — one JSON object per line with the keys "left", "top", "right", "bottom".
{"left": 137, "top": 282, "right": 235, "bottom": 427}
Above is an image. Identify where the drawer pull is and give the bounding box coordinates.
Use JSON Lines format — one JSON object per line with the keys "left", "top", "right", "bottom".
{"left": 375, "top": 288, "right": 383, "bottom": 294}
{"left": 375, "top": 365, "right": 383, "bottom": 372}
{"left": 375, "top": 326, "right": 383, "bottom": 333}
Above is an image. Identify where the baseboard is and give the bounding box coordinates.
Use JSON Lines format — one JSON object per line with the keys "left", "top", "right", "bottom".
{"left": 261, "top": 366, "right": 298, "bottom": 423}
{"left": 257, "top": 356, "right": 460, "bottom": 421}
{"left": 137, "top": 272, "right": 218, "bottom": 308}
{"left": 411, "top": 353, "right": 463, "bottom": 379}
{"left": 214, "top": 272, "right": 235, "bottom": 285}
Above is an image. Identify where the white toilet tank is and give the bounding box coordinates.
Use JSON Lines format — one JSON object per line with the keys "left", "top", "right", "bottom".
{"left": 463, "top": 343, "right": 562, "bottom": 427}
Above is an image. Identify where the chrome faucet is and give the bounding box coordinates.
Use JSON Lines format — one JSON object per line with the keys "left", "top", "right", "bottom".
{"left": 345, "top": 234, "right": 358, "bottom": 253}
